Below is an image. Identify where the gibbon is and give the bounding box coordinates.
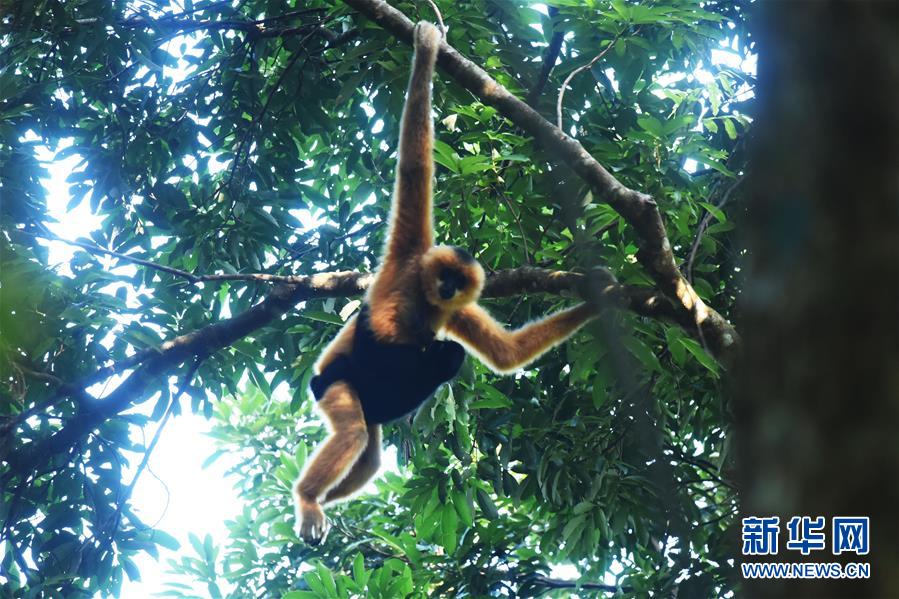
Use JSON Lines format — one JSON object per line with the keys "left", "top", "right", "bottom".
{"left": 294, "top": 21, "right": 598, "bottom": 543}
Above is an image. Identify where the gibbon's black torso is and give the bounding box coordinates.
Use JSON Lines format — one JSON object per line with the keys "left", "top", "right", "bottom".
{"left": 309, "top": 305, "right": 465, "bottom": 424}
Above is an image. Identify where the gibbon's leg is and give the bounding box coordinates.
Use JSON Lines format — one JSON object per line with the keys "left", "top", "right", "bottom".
{"left": 382, "top": 21, "right": 442, "bottom": 263}
{"left": 294, "top": 381, "right": 369, "bottom": 543}
{"left": 446, "top": 303, "right": 596, "bottom": 373}
{"left": 323, "top": 424, "right": 381, "bottom": 504}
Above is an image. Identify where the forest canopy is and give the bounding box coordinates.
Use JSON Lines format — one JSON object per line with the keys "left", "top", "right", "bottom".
{"left": 1, "top": 0, "right": 755, "bottom": 596}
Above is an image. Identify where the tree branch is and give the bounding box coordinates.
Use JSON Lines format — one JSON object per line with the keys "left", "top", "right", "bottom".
{"left": 72, "top": 11, "right": 338, "bottom": 39}
{"left": 339, "top": 0, "right": 739, "bottom": 362}
{"left": 556, "top": 30, "right": 625, "bottom": 130}
{"left": 28, "top": 229, "right": 204, "bottom": 283}
{"left": 1, "top": 267, "right": 681, "bottom": 474}
{"left": 21, "top": 229, "right": 701, "bottom": 413}
{"left": 4, "top": 281, "right": 304, "bottom": 475}
{"left": 27, "top": 231, "right": 675, "bottom": 320}
{"left": 523, "top": 574, "right": 630, "bottom": 594}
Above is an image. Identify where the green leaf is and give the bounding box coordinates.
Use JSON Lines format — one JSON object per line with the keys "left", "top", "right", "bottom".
{"left": 665, "top": 327, "right": 687, "bottom": 366}
{"left": 315, "top": 563, "right": 338, "bottom": 597}
{"left": 723, "top": 117, "right": 738, "bottom": 140}
{"left": 707, "top": 81, "right": 722, "bottom": 115}
{"left": 440, "top": 506, "right": 458, "bottom": 553}
{"left": 453, "top": 490, "right": 474, "bottom": 527}
{"left": 622, "top": 336, "right": 662, "bottom": 372}
{"left": 353, "top": 552, "right": 369, "bottom": 587}
{"left": 637, "top": 116, "right": 664, "bottom": 137}
{"left": 295, "top": 443, "right": 308, "bottom": 470}
{"left": 458, "top": 155, "right": 492, "bottom": 175}
{"left": 188, "top": 532, "right": 203, "bottom": 557}
{"left": 433, "top": 139, "right": 459, "bottom": 173}
{"left": 122, "top": 557, "right": 140, "bottom": 582}
{"left": 151, "top": 530, "right": 181, "bottom": 551}
{"left": 611, "top": 0, "right": 632, "bottom": 19}
{"left": 201, "top": 449, "right": 225, "bottom": 469}
{"left": 469, "top": 395, "right": 512, "bottom": 410}
{"left": 562, "top": 514, "right": 587, "bottom": 543}
{"left": 591, "top": 375, "right": 607, "bottom": 408}
{"left": 475, "top": 488, "right": 499, "bottom": 520}
{"left": 301, "top": 311, "right": 346, "bottom": 325}
{"left": 699, "top": 202, "right": 726, "bottom": 223}
{"left": 679, "top": 338, "right": 720, "bottom": 377}
{"left": 573, "top": 501, "right": 594, "bottom": 515}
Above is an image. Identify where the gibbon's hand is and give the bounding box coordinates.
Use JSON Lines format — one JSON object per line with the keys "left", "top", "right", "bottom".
{"left": 413, "top": 20, "right": 442, "bottom": 50}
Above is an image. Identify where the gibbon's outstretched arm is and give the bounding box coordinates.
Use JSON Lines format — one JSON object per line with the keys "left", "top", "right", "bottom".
{"left": 446, "top": 303, "right": 596, "bottom": 373}
{"left": 383, "top": 22, "right": 441, "bottom": 264}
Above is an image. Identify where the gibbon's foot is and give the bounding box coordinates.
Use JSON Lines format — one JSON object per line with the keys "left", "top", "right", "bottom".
{"left": 414, "top": 20, "right": 442, "bottom": 51}
{"left": 297, "top": 498, "right": 328, "bottom": 544}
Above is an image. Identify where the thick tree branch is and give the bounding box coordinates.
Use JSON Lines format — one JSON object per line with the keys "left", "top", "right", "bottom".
{"left": 340, "top": 0, "right": 738, "bottom": 362}
{"left": 2, "top": 267, "right": 679, "bottom": 474}
{"left": 13, "top": 231, "right": 700, "bottom": 438}
{"left": 29, "top": 232, "right": 679, "bottom": 321}
{"left": 4, "top": 281, "right": 304, "bottom": 475}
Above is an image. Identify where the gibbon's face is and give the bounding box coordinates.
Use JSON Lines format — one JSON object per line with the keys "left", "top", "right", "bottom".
{"left": 421, "top": 245, "right": 485, "bottom": 310}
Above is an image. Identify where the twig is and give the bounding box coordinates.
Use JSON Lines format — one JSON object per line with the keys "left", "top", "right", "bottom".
{"left": 1, "top": 264, "right": 690, "bottom": 475}
{"left": 10, "top": 363, "right": 64, "bottom": 386}
{"left": 669, "top": 448, "right": 735, "bottom": 490}
{"left": 525, "top": 6, "right": 564, "bottom": 107}
{"left": 23, "top": 231, "right": 605, "bottom": 295}
{"left": 556, "top": 31, "right": 625, "bottom": 131}
{"left": 126, "top": 358, "right": 202, "bottom": 500}
{"left": 26, "top": 229, "right": 203, "bottom": 282}
{"left": 25, "top": 229, "right": 349, "bottom": 286}
{"left": 0, "top": 381, "right": 92, "bottom": 438}
{"left": 420, "top": 0, "right": 446, "bottom": 38}
{"left": 71, "top": 11, "right": 330, "bottom": 38}
{"left": 97, "top": 358, "right": 203, "bottom": 556}
{"left": 685, "top": 175, "right": 745, "bottom": 284}
{"left": 223, "top": 26, "right": 321, "bottom": 192}
{"left": 498, "top": 189, "right": 531, "bottom": 264}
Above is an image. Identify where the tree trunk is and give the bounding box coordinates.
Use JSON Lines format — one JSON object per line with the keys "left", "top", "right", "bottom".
{"left": 738, "top": 2, "right": 899, "bottom": 597}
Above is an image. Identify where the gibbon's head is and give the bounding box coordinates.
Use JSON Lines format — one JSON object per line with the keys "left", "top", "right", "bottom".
{"left": 421, "top": 245, "right": 485, "bottom": 310}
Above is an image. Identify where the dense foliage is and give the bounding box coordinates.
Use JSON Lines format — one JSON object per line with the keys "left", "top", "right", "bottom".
{"left": 1, "top": 0, "right": 751, "bottom": 596}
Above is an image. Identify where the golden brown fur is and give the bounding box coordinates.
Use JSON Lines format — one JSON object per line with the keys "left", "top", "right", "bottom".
{"left": 294, "top": 22, "right": 596, "bottom": 544}
{"left": 447, "top": 303, "right": 596, "bottom": 373}
{"left": 295, "top": 381, "right": 368, "bottom": 541}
